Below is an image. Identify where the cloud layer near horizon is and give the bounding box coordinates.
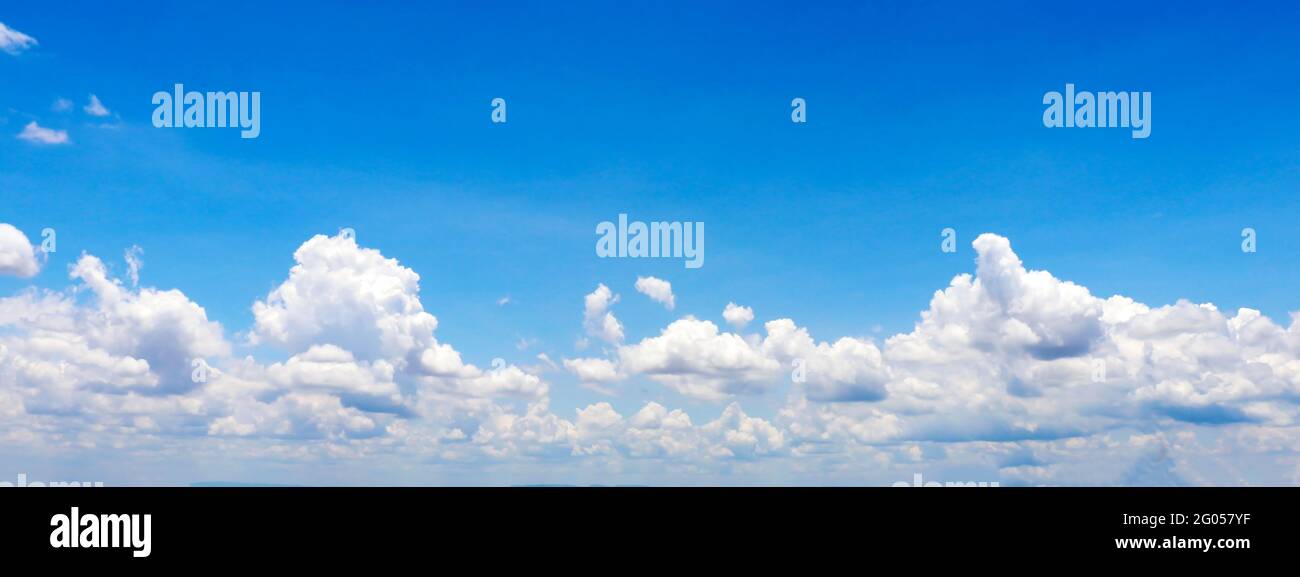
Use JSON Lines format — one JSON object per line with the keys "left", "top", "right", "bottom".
{"left": 2, "top": 228, "right": 1299, "bottom": 485}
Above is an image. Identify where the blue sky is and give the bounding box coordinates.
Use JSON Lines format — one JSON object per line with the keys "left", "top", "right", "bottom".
{"left": 2, "top": 1, "right": 1300, "bottom": 485}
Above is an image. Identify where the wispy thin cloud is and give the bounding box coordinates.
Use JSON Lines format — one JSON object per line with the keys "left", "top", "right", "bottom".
{"left": 84, "top": 94, "right": 111, "bottom": 117}
{"left": 0, "top": 22, "right": 37, "bottom": 55}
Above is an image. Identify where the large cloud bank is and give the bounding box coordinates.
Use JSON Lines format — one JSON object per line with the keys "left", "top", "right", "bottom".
{"left": 2, "top": 230, "right": 1298, "bottom": 485}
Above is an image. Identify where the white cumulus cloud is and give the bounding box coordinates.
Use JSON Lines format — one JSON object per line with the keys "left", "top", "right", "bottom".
{"left": 722, "top": 302, "right": 754, "bottom": 329}
{"left": 0, "top": 224, "right": 40, "bottom": 278}
{"left": 582, "top": 283, "right": 624, "bottom": 345}
{"left": 634, "top": 276, "right": 675, "bottom": 310}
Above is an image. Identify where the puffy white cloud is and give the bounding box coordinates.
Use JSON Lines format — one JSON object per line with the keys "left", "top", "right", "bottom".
{"left": 775, "top": 234, "right": 1300, "bottom": 450}
{"left": 251, "top": 234, "right": 439, "bottom": 362}
{"left": 0, "top": 234, "right": 558, "bottom": 452}
{"left": 762, "top": 319, "right": 888, "bottom": 402}
{"left": 16, "top": 121, "right": 68, "bottom": 145}
{"left": 563, "top": 357, "right": 620, "bottom": 386}
{"left": 266, "top": 344, "right": 401, "bottom": 399}
{"left": 0, "top": 22, "right": 36, "bottom": 55}
{"left": 0, "top": 224, "right": 40, "bottom": 278}
{"left": 564, "top": 233, "right": 1300, "bottom": 457}
{"left": 582, "top": 283, "right": 623, "bottom": 344}
{"left": 700, "top": 403, "right": 786, "bottom": 459}
{"left": 634, "top": 276, "right": 675, "bottom": 310}
{"left": 208, "top": 392, "right": 378, "bottom": 439}
{"left": 620, "top": 403, "right": 699, "bottom": 459}
{"left": 65, "top": 253, "right": 230, "bottom": 393}
{"left": 0, "top": 252, "right": 233, "bottom": 444}
{"left": 436, "top": 364, "right": 548, "bottom": 399}
{"left": 617, "top": 317, "right": 782, "bottom": 401}
{"left": 571, "top": 313, "right": 885, "bottom": 403}
{"left": 251, "top": 233, "right": 547, "bottom": 403}
{"left": 464, "top": 399, "right": 786, "bottom": 462}
{"left": 722, "top": 302, "right": 753, "bottom": 329}
{"left": 467, "top": 401, "right": 578, "bottom": 458}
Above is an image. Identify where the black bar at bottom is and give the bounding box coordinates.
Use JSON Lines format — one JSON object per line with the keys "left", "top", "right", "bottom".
{"left": 1, "top": 488, "right": 1285, "bottom": 567}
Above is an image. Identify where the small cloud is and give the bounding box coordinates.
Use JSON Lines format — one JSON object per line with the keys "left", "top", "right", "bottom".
{"left": 535, "top": 353, "right": 558, "bottom": 370}
{"left": 497, "top": 295, "right": 512, "bottom": 306}
{"left": 583, "top": 284, "right": 623, "bottom": 344}
{"left": 84, "top": 94, "right": 110, "bottom": 117}
{"left": 52, "top": 98, "right": 73, "bottom": 112}
{"left": 722, "top": 302, "right": 754, "bottom": 329}
{"left": 16, "top": 121, "right": 69, "bottom": 145}
{"left": 634, "top": 276, "right": 675, "bottom": 310}
{"left": 522, "top": 353, "right": 559, "bottom": 375}
{"left": 0, "top": 22, "right": 37, "bottom": 55}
